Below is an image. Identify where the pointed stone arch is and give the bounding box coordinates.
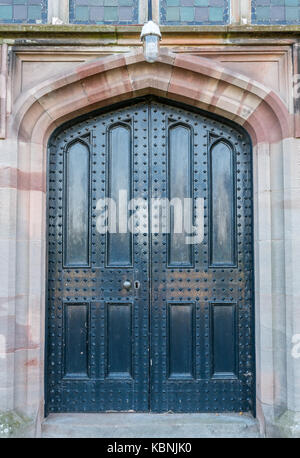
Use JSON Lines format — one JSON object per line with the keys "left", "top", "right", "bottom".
{"left": 12, "top": 49, "right": 291, "bottom": 147}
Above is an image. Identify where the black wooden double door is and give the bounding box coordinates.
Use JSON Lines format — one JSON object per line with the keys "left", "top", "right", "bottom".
{"left": 47, "top": 99, "right": 254, "bottom": 414}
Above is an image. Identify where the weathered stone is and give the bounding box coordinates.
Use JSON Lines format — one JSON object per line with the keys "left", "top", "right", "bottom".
{"left": 41, "top": 413, "right": 261, "bottom": 439}
{"left": 275, "top": 410, "right": 300, "bottom": 438}
{"left": 0, "top": 411, "right": 34, "bottom": 438}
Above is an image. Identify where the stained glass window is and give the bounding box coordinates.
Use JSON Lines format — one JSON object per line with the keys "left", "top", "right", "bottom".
{"left": 0, "top": 0, "right": 47, "bottom": 23}
{"left": 252, "top": 0, "right": 300, "bottom": 24}
{"left": 160, "top": 0, "right": 229, "bottom": 25}
{"left": 69, "top": 0, "right": 139, "bottom": 24}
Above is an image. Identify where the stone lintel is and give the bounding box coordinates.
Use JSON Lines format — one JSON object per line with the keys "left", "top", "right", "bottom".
{"left": 0, "top": 24, "right": 300, "bottom": 37}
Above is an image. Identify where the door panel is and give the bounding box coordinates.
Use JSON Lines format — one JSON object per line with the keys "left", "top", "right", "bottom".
{"left": 107, "top": 303, "right": 133, "bottom": 378}
{"left": 47, "top": 99, "right": 254, "bottom": 414}
{"left": 149, "top": 102, "right": 254, "bottom": 413}
{"left": 64, "top": 140, "right": 90, "bottom": 267}
{"left": 210, "top": 140, "right": 236, "bottom": 266}
{"left": 64, "top": 303, "right": 89, "bottom": 378}
{"left": 168, "top": 123, "right": 193, "bottom": 267}
{"left": 168, "top": 303, "right": 195, "bottom": 380}
{"left": 211, "top": 302, "right": 237, "bottom": 379}
{"left": 47, "top": 104, "right": 150, "bottom": 413}
{"left": 107, "top": 123, "right": 132, "bottom": 267}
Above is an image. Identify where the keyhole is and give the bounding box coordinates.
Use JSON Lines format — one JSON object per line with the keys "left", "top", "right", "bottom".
{"left": 134, "top": 281, "right": 140, "bottom": 290}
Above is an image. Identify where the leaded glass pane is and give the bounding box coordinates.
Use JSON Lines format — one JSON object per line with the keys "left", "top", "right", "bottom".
{"left": 0, "top": 0, "right": 47, "bottom": 24}
{"left": 160, "top": 0, "right": 229, "bottom": 25}
{"left": 69, "top": 0, "right": 139, "bottom": 24}
{"left": 252, "top": 0, "right": 300, "bottom": 24}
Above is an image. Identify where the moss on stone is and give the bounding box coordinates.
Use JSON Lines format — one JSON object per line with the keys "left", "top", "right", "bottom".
{"left": 0, "top": 23, "right": 299, "bottom": 43}
{"left": 275, "top": 410, "right": 300, "bottom": 438}
{"left": 0, "top": 24, "right": 300, "bottom": 33}
{"left": 0, "top": 411, "right": 33, "bottom": 438}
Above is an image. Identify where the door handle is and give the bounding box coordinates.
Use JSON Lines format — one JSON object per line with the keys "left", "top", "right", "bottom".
{"left": 123, "top": 280, "right": 132, "bottom": 291}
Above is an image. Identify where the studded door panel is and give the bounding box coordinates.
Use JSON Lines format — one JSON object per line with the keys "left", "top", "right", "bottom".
{"left": 47, "top": 103, "right": 150, "bottom": 413}
{"left": 149, "top": 102, "right": 254, "bottom": 413}
{"left": 46, "top": 99, "right": 254, "bottom": 414}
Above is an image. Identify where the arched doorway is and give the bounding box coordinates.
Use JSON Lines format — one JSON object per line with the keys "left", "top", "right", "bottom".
{"left": 46, "top": 97, "right": 254, "bottom": 414}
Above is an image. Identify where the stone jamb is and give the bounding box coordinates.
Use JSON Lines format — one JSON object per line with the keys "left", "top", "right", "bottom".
{"left": 231, "top": 1, "right": 252, "bottom": 25}
{"left": 0, "top": 43, "right": 7, "bottom": 139}
{"left": 47, "top": 0, "right": 69, "bottom": 25}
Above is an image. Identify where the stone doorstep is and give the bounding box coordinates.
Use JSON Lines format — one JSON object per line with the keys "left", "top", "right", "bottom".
{"left": 42, "top": 413, "right": 261, "bottom": 438}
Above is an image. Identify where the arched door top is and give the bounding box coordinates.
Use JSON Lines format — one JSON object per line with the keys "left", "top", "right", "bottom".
{"left": 12, "top": 49, "right": 291, "bottom": 149}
